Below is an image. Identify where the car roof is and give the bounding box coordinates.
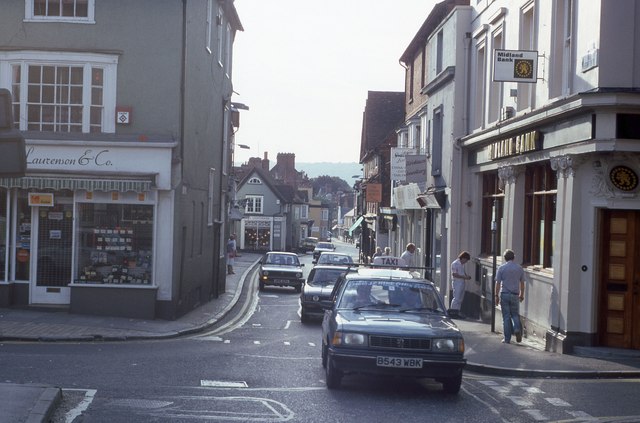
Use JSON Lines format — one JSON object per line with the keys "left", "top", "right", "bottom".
{"left": 266, "top": 251, "right": 298, "bottom": 256}
{"left": 345, "top": 267, "right": 422, "bottom": 281}
{"left": 311, "top": 264, "right": 350, "bottom": 270}
{"left": 318, "top": 252, "right": 349, "bottom": 256}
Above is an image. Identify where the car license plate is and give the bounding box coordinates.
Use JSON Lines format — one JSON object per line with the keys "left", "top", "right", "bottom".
{"left": 274, "top": 279, "right": 289, "bottom": 284}
{"left": 376, "top": 356, "right": 423, "bottom": 368}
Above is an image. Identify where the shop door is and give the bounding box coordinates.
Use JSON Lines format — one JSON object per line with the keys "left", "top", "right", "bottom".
{"left": 599, "top": 210, "right": 640, "bottom": 349}
{"left": 31, "top": 200, "right": 73, "bottom": 304}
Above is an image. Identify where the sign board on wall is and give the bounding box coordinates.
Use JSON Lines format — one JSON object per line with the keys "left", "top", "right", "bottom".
{"left": 405, "top": 155, "right": 427, "bottom": 183}
{"left": 390, "top": 148, "right": 416, "bottom": 181}
{"left": 366, "top": 183, "right": 382, "bottom": 203}
{"left": 493, "top": 49, "right": 538, "bottom": 83}
{"left": 28, "top": 192, "right": 54, "bottom": 206}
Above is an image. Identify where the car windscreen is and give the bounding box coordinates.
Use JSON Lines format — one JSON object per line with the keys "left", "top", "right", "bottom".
{"left": 308, "top": 268, "right": 346, "bottom": 287}
{"left": 318, "top": 254, "right": 353, "bottom": 265}
{"left": 265, "top": 254, "right": 299, "bottom": 266}
{"left": 316, "top": 243, "right": 333, "bottom": 249}
{"left": 337, "top": 279, "right": 444, "bottom": 313}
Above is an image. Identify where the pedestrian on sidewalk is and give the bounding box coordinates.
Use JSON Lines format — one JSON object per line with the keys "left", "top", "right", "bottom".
{"left": 495, "top": 249, "right": 525, "bottom": 344}
{"left": 383, "top": 246, "right": 391, "bottom": 256}
{"left": 400, "top": 243, "right": 416, "bottom": 267}
{"left": 450, "top": 251, "right": 472, "bottom": 318}
{"left": 372, "top": 246, "right": 383, "bottom": 259}
{"left": 226, "top": 234, "right": 237, "bottom": 275}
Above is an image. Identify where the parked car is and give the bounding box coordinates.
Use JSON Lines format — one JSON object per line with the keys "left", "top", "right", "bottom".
{"left": 315, "top": 252, "right": 353, "bottom": 266}
{"left": 300, "top": 264, "right": 350, "bottom": 323}
{"left": 300, "top": 237, "right": 318, "bottom": 253}
{"left": 259, "top": 251, "right": 305, "bottom": 292}
{"left": 312, "top": 242, "right": 335, "bottom": 261}
{"left": 320, "top": 267, "right": 466, "bottom": 393}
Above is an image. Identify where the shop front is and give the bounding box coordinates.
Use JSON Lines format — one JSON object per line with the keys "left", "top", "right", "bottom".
{"left": 239, "top": 216, "right": 286, "bottom": 252}
{"left": 0, "top": 138, "right": 173, "bottom": 319}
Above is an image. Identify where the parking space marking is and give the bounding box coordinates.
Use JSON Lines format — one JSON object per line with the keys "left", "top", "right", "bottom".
{"left": 545, "top": 397, "right": 571, "bottom": 407}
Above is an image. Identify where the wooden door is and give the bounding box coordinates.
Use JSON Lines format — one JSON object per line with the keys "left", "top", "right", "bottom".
{"left": 599, "top": 210, "right": 640, "bottom": 349}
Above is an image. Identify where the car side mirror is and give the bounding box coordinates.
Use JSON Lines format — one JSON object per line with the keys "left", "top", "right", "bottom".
{"left": 312, "top": 260, "right": 317, "bottom": 264}
{"left": 300, "top": 263, "right": 305, "bottom": 267}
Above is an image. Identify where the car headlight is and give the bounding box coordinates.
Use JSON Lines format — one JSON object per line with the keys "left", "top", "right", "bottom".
{"left": 296, "top": 272, "right": 303, "bottom": 278}
{"left": 262, "top": 271, "right": 269, "bottom": 276}
{"left": 331, "top": 331, "right": 367, "bottom": 347}
{"left": 433, "top": 338, "right": 464, "bottom": 353}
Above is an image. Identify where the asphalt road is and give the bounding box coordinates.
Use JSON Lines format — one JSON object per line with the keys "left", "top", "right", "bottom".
{"left": 2, "top": 241, "right": 640, "bottom": 422}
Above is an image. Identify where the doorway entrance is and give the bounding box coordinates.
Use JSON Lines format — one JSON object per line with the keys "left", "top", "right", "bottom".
{"left": 30, "top": 195, "right": 73, "bottom": 304}
{"left": 598, "top": 209, "right": 640, "bottom": 349}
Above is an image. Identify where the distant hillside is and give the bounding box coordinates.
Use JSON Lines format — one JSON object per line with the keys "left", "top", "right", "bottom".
{"left": 297, "top": 162, "right": 361, "bottom": 185}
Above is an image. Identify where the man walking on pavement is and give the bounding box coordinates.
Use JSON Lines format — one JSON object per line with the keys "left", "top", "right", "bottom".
{"left": 495, "top": 249, "right": 525, "bottom": 343}
{"left": 450, "top": 251, "right": 472, "bottom": 319}
{"left": 226, "top": 234, "right": 237, "bottom": 275}
{"left": 400, "top": 243, "right": 416, "bottom": 267}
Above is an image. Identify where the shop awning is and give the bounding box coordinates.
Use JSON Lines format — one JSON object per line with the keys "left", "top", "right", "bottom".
{"left": 0, "top": 176, "right": 154, "bottom": 193}
{"left": 348, "top": 215, "right": 364, "bottom": 236}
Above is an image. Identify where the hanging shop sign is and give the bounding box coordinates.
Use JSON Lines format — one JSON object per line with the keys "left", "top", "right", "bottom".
{"left": 28, "top": 192, "right": 54, "bottom": 206}
{"left": 493, "top": 49, "right": 538, "bottom": 83}
{"left": 488, "top": 130, "right": 541, "bottom": 161}
{"left": 366, "top": 183, "right": 382, "bottom": 203}
{"left": 609, "top": 165, "right": 639, "bottom": 192}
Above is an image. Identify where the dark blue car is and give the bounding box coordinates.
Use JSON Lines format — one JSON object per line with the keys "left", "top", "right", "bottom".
{"left": 320, "top": 267, "right": 466, "bottom": 393}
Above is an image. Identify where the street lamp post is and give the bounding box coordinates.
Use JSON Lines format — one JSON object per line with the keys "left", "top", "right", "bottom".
{"left": 491, "top": 199, "right": 497, "bottom": 333}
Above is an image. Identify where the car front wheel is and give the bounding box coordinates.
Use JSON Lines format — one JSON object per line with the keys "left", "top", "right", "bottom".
{"left": 325, "top": 355, "right": 342, "bottom": 389}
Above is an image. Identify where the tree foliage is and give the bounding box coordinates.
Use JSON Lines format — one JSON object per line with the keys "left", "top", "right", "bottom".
{"left": 310, "top": 175, "right": 352, "bottom": 197}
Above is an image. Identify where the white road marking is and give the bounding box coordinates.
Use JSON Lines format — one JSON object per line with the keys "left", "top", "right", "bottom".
{"left": 522, "top": 409, "right": 549, "bottom": 421}
{"left": 201, "top": 380, "right": 248, "bottom": 388}
{"left": 506, "top": 396, "right": 534, "bottom": 407}
{"left": 565, "top": 410, "right": 598, "bottom": 420}
{"left": 308, "top": 342, "right": 316, "bottom": 347}
{"left": 253, "top": 340, "right": 261, "bottom": 345}
{"left": 284, "top": 320, "right": 291, "bottom": 329}
{"left": 63, "top": 388, "right": 97, "bottom": 423}
{"left": 224, "top": 339, "right": 230, "bottom": 344}
{"left": 283, "top": 341, "right": 290, "bottom": 346}
{"left": 545, "top": 397, "right": 571, "bottom": 407}
{"left": 522, "top": 386, "right": 544, "bottom": 394}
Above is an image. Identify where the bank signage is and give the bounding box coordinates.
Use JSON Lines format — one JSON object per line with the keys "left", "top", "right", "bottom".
{"left": 487, "top": 130, "right": 541, "bottom": 161}
{"left": 493, "top": 49, "right": 538, "bottom": 83}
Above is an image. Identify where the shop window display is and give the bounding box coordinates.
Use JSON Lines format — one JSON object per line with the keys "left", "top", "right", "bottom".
{"left": 76, "top": 203, "right": 153, "bottom": 284}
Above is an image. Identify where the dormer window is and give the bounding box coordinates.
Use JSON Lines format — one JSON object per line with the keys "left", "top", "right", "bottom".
{"left": 248, "top": 177, "right": 262, "bottom": 184}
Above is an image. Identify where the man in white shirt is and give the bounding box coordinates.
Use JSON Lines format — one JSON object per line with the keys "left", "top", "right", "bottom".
{"left": 400, "top": 243, "right": 416, "bottom": 267}
{"left": 450, "top": 251, "right": 472, "bottom": 318}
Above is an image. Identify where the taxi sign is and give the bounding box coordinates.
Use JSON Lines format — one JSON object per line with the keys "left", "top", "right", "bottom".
{"left": 372, "top": 256, "right": 406, "bottom": 267}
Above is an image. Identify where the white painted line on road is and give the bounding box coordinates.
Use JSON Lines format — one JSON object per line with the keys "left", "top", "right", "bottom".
{"left": 565, "top": 410, "right": 597, "bottom": 421}
{"left": 284, "top": 341, "right": 291, "bottom": 346}
{"left": 545, "top": 397, "right": 571, "bottom": 407}
{"left": 252, "top": 323, "right": 262, "bottom": 327}
{"left": 479, "top": 380, "right": 500, "bottom": 386}
{"left": 201, "top": 380, "right": 248, "bottom": 388}
{"left": 223, "top": 339, "right": 230, "bottom": 344}
{"left": 522, "top": 387, "right": 544, "bottom": 394}
{"left": 284, "top": 320, "right": 291, "bottom": 329}
{"left": 253, "top": 340, "right": 261, "bottom": 345}
{"left": 507, "top": 380, "right": 528, "bottom": 386}
{"left": 521, "top": 409, "right": 548, "bottom": 421}
{"left": 63, "top": 388, "right": 97, "bottom": 423}
{"left": 308, "top": 342, "right": 316, "bottom": 347}
{"left": 506, "top": 396, "right": 534, "bottom": 407}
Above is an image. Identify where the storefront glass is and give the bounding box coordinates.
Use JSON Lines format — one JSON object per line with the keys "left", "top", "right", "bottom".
{"left": 75, "top": 203, "right": 153, "bottom": 284}
{"left": 36, "top": 193, "right": 73, "bottom": 287}
{"left": 15, "top": 192, "right": 31, "bottom": 281}
{"left": 0, "top": 190, "right": 6, "bottom": 280}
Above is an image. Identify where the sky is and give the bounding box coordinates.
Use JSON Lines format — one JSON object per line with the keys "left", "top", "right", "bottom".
{"left": 231, "top": 0, "right": 437, "bottom": 165}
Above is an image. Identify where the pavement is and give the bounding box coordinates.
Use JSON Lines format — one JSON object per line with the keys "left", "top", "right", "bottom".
{"left": 2, "top": 252, "right": 640, "bottom": 422}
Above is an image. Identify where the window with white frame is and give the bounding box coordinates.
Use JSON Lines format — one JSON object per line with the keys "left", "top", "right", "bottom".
{"left": 248, "top": 177, "right": 262, "bottom": 184}
{"left": 25, "top": 0, "right": 95, "bottom": 23}
{"left": 436, "top": 30, "right": 444, "bottom": 75}
{"left": 300, "top": 204, "right": 308, "bottom": 219}
{"left": 472, "top": 37, "right": 486, "bottom": 130}
{"left": 321, "top": 209, "right": 329, "bottom": 221}
{"left": 217, "top": 6, "right": 225, "bottom": 66}
{"left": 245, "top": 195, "right": 263, "bottom": 214}
{"left": 518, "top": 1, "right": 536, "bottom": 111}
{"left": 206, "top": 0, "right": 213, "bottom": 53}
{"left": 550, "top": 0, "right": 573, "bottom": 98}
{"left": 225, "top": 23, "right": 232, "bottom": 77}
{"left": 2, "top": 51, "right": 117, "bottom": 133}
{"left": 488, "top": 27, "right": 503, "bottom": 124}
